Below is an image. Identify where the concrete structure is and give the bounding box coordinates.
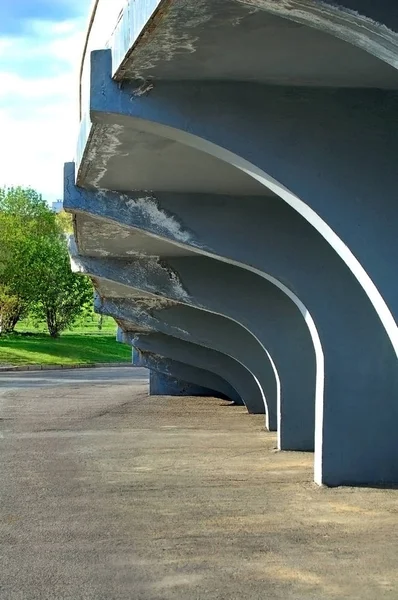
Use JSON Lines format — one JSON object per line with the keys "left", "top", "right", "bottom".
{"left": 118, "top": 324, "right": 241, "bottom": 400}
{"left": 149, "top": 370, "right": 227, "bottom": 399}
{"left": 137, "top": 354, "right": 241, "bottom": 402}
{"left": 64, "top": 0, "right": 398, "bottom": 486}
{"left": 100, "top": 300, "right": 265, "bottom": 414}
{"left": 71, "top": 237, "right": 316, "bottom": 449}
{"left": 116, "top": 324, "right": 239, "bottom": 402}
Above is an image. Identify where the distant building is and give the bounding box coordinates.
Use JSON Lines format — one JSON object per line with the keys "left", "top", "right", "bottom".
{"left": 51, "top": 200, "right": 63, "bottom": 213}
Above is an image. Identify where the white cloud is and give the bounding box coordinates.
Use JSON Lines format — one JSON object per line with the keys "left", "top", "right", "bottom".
{"left": 0, "top": 72, "right": 74, "bottom": 99}
{"left": 0, "top": 1, "right": 130, "bottom": 202}
{"left": 0, "top": 16, "right": 87, "bottom": 201}
{"left": 0, "top": 99, "right": 78, "bottom": 201}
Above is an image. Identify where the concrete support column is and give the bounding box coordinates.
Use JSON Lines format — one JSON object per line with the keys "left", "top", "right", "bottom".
{"left": 123, "top": 330, "right": 265, "bottom": 414}
{"left": 66, "top": 174, "right": 398, "bottom": 484}
{"left": 148, "top": 371, "right": 223, "bottom": 398}
{"left": 71, "top": 245, "right": 277, "bottom": 422}
{"left": 130, "top": 344, "right": 242, "bottom": 402}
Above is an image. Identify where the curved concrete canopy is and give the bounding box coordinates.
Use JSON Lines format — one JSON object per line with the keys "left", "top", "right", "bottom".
{"left": 71, "top": 210, "right": 316, "bottom": 451}
{"left": 80, "top": 51, "right": 398, "bottom": 360}
{"left": 74, "top": 256, "right": 276, "bottom": 420}
{"left": 66, "top": 172, "right": 398, "bottom": 485}
{"left": 79, "top": 125, "right": 267, "bottom": 196}
{"left": 106, "top": 308, "right": 266, "bottom": 412}
{"left": 101, "top": 300, "right": 265, "bottom": 415}
{"left": 129, "top": 333, "right": 264, "bottom": 413}
{"left": 70, "top": 0, "right": 398, "bottom": 489}
{"left": 111, "top": 0, "right": 398, "bottom": 83}
{"left": 78, "top": 215, "right": 194, "bottom": 258}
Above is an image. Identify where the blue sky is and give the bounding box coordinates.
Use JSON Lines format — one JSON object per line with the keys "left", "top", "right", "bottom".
{"left": 0, "top": 0, "right": 93, "bottom": 201}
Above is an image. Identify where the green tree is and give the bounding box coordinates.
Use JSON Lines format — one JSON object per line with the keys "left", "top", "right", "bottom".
{"left": 29, "top": 235, "right": 93, "bottom": 337}
{"left": 0, "top": 187, "right": 58, "bottom": 331}
{"left": 0, "top": 186, "right": 92, "bottom": 337}
{"left": 56, "top": 210, "right": 73, "bottom": 234}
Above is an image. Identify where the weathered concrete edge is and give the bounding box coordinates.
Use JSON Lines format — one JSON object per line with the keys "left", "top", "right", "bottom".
{"left": 0, "top": 362, "right": 135, "bottom": 373}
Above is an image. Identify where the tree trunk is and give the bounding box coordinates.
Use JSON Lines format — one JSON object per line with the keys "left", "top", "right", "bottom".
{"left": 0, "top": 309, "right": 21, "bottom": 333}
{"left": 46, "top": 309, "right": 60, "bottom": 337}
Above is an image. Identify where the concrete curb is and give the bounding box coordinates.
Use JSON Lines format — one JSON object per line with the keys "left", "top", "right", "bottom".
{"left": 0, "top": 362, "right": 134, "bottom": 373}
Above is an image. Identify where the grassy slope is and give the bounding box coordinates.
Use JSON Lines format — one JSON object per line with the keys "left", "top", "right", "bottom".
{"left": 0, "top": 320, "right": 132, "bottom": 366}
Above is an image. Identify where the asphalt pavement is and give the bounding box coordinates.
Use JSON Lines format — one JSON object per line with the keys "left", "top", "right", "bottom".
{"left": 1, "top": 370, "right": 398, "bottom": 599}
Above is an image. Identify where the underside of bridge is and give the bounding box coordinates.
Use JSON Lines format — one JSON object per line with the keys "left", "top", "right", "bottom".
{"left": 64, "top": 0, "right": 398, "bottom": 487}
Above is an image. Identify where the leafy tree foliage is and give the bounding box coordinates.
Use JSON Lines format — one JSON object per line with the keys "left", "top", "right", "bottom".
{"left": 56, "top": 210, "right": 73, "bottom": 234}
{"left": 0, "top": 187, "right": 93, "bottom": 336}
{"left": 29, "top": 235, "right": 93, "bottom": 337}
{"left": 0, "top": 187, "right": 55, "bottom": 330}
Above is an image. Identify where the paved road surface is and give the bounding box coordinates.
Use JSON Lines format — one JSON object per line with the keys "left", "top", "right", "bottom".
{"left": 1, "top": 370, "right": 398, "bottom": 599}
{"left": 0, "top": 367, "right": 148, "bottom": 390}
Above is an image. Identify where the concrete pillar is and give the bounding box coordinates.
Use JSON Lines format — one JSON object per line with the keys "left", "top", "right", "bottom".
{"left": 71, "top": 245, "right": 278, "bottom": 423}
{"left": 123, "top": 330, "right": 265, "bottom": 413}
{"left": 130, "top": 346, "right": 242, "bottom": 402}
{"left": 67, "top": 31, "right": 398, "bottom": 485}
{"left": 93, "top": 254, "right": 315, "bottom": 450}
{"left": 66, "top": 167, "right": 398, "bottom": 484}
{"left": 116, "top": 326, "right": 124, "bottom": 343}
{"left": 148, "top": 371, "right": 223, "bottom": 398}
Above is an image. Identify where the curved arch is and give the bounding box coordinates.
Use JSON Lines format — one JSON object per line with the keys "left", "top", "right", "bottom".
{"left": 66, "top": 165, "right": 325, "bottom": 455}
{"left": 71, "top": 248, "right": 276, "bottom": 419}
{"left": 85, "top": 50, "right": 398, "bottom": 358}
{"left": 76, "top": 243, "right": 317, "bottom": 451}
{"left": 93, "top": 104, "right": 398, "bottom": 358}
{"left": 67, "top": 158, "right": 398, "bottom": 484}
{"left": 106, "top": 304, "right": 269, "bottom": 414}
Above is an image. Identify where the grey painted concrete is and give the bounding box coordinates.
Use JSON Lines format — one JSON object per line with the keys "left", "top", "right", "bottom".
{"left": 84, "top": 50, "right": 398, "bottom": 357}
{"left": 102, "top": 299, "right": 263, "bottom": 413}
{"left": 108, "top": 298, "right": 271, "bottom": 417}
{"left": 234, "top": 0, "right": 398, "bottom": 70}
{"left": 164, "top": 256, "right": 315, "bottom": 451}
{"left": 122, "top": 330, "right": 265, "bottom": 415}
{"left": 67, "top": 160, "right": 398, "bottom": 484}
{"left": 89, "top": 249, "right": 315, "bottom": 450}
{"left": 132, "top": 350, "right": 242, "bottom": 402}
{"left": 68, "top": 1, "right": 398, "bottom": 488}
{"left": 149, "top": 370, "right": 224, "bottom": 399}
{"left": 71, "top": 245, "right": 276, "bottom": 421}
{"left": 110, "top": 0, "right": 398, "bottom": 83}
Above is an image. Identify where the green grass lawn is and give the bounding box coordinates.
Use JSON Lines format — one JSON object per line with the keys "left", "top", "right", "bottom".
{"left": 0, "top": 330, "right": 132, "bottom": 367}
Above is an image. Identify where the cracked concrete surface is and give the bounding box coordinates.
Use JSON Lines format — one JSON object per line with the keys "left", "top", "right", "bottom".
{"left": 1, "top": 373, "right": 398, "bottom": 599}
